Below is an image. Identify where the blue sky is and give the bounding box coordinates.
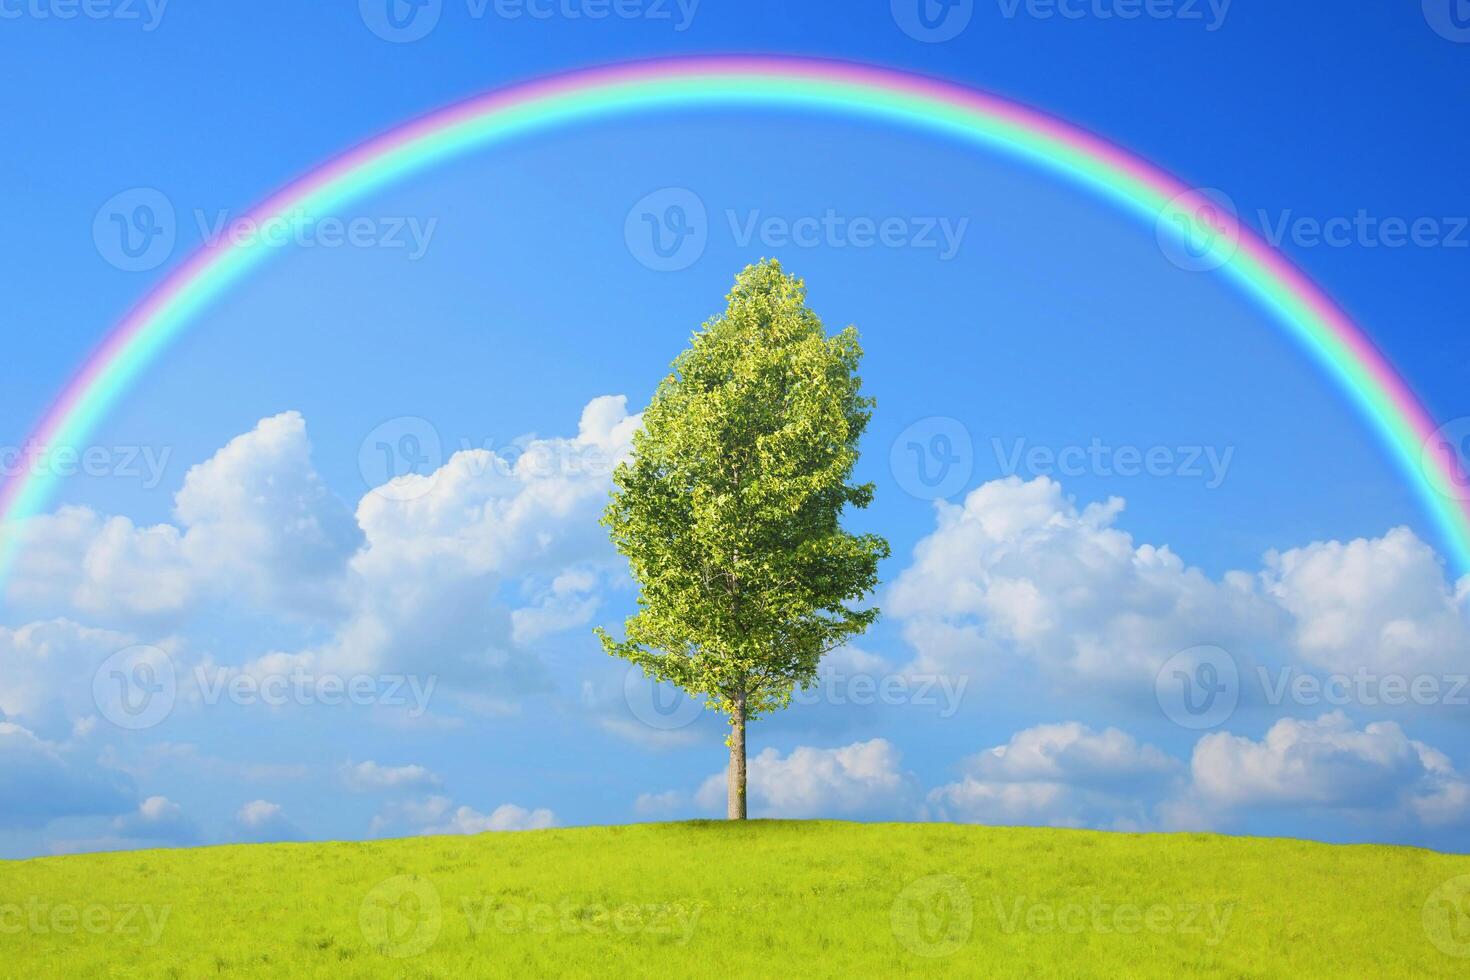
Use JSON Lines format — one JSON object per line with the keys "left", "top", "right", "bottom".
{"left": 1, "top": 3, "right": 1468, "bottom": 858}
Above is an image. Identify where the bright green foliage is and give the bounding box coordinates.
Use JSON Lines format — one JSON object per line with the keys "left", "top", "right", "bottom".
{"left": 596, "top": 260, "right": 890, "bottom": 724}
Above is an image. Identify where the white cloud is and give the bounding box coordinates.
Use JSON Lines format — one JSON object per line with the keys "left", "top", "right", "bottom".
{"left": 694, "top": 739, "right": 914, "bottom": 818}
{"left": 9, "top": 508, "right": 194, "bottom": 617}
{"left": 633, "top": 790, "right": 690, "bottom": 817}
{"left": 817, "top": 644, "right": 891, "bottom": 679}
{"left": 236, "top": 799, "right": 283, "bottom": 827}
{"left": 926, "top": 717, "right": 1470, "bottom": 836}
{"left": 889, "top": 477, "right": 1277, "bottom": 687}
{"left": 13, "top": 410, "right": 1470, "bottom": 853}
{"left": 174, "top": 412, "right": 361, "bottom": 614}
{"left": 1185, "top": 712, "right": 1470, "bottom": 827}
{"left": 5, "top": 508, "right": 188, "bottom": 617}
{"left": 289, "top": 395, "right": 640, "bottom": 689}
{"left": 0, "top": 619, "right": 136, "bottom": 737}
{"left": 965, "top": 722, "right": 1178, "bottom": 786}
{"left": 423, "top": 802, "right": 557, "bottom": 834}
{"left": 352, "top": 395, "right": 636, "bottom": 585}
{"left": 6, "top": 397, "right": 640, "bottom": 720}
{"left": 581, "top": 671, "right": 711, "bottom": 750}
{"left": 0, "top": 722, "right": 135, "bottom": 829}
{"left": 927, "top": 780, "right": 1078, "bottom": 827}
{"left": 890, "top": 477, "right": 1470, "bottom": 701}
{"left": 1261, "top": 527, "right": 1470, "bottom": 675}
{"left": 371, "top": 795, "right": 556, "bottom": 835}
{"left": 6, "top": 413, "right": 360, "bottom": 621}
{"left": 510, "top": 567, "right": 605, "bottom": 647}
{"left": 235, "top": 799, "right": 300, "bottom": 842}
{"left": 927, "top": 723, "right": 1180, "bottom": 830}
{"left": 340, "top": 760, "right": 442, "bottom": 792}
{"left": 369, "top": 795, "right": 454, "bottom": 835}
{"left": 109, "top": 795, "right": 198, "bottom": 844}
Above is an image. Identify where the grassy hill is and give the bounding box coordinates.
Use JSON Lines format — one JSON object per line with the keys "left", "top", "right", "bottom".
{"left": 2, "top": 820, "right": 1468, "bottom": 977}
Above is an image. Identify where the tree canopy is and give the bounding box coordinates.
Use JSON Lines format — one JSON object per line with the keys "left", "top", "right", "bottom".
{"left": 597, "top": 259, "right": 889, "bottom": 817}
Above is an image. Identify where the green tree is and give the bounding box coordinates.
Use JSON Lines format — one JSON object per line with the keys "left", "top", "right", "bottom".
{"left": 597, "top": 260, "right": 890, "bottom": 819}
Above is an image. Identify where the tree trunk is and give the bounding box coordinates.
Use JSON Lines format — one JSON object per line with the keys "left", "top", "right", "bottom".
{"left": 728, "top": 694, "right": 747, "bottom": 820}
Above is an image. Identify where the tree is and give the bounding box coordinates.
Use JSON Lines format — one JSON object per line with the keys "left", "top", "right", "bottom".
{"left": 597, "top": 259, "right": 890, "bottom": 820}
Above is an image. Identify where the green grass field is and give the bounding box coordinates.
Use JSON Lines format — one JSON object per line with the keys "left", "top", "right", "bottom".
{"left": 3, "top": 820, "right": 1469, "bottom": 978}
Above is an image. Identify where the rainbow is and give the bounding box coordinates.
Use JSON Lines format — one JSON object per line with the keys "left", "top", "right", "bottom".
{"left": 2, "top": 56, "right": 1466, "bottom": 577}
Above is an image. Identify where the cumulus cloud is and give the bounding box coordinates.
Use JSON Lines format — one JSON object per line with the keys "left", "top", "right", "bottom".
{"left": 236, "top": 799, "right": 284, "bottom": 827}
{"left": 694, "top": 739, "right": 915, "bottom": 818}
{"left": 173, "top": 412, "right": 361, "bottom": 613}
{"left": 580, "top": 660, "right": 716, "bottom": 751}
{"left": 6, "top": 508, "right": 194, "bottom": 617}
{"left": 965, "top": 722, "right": 1178, "bottom": 787}
{"left": 352, "top": 395, "right": 637, "bottom": 585}
{"left": 510, "top": 567, "right": 605, "bottom": 647}
{"left": 235, "top": 799, "right": 300, "bottom": 842}
{"left": 108, "top": 795, "right": 199, "bottom": 845}
{"left": 1183, "top": 712, "right": 1470, "bottom": 828}
{"left": 820, "top": 645, "right": 891, "bottom": 678}
{"left": 422, "top": 802, "right": 557, "bottom": 834}
{"left": 0, "top": 619, "right": 136, "bottom": 737}
{"left": 370, "top": 795, "right": 556, "bottom": 835}
{"left": 921, "top": 716, "right": 1469, "bottom": 836}
{"left": 1261, "top": 527, "right": 1470, "bottom": 675}
{"left": 633, "top": 790, "right": 690, "bottom": 818}
{"left": 890, "top": 477, "right": 1470, "bottom": 701}
{"left": 927, "top": 723, "right": 1180, "bottom": 830}
{"left": 340, "top": 760, "right": 442, "bottom": 792}
{"left": 6, "top": 413, "right": 359, "bottom": 621}
{"left": 284, "top": 395, "right": 640, "bottom": 691}
{"left": 6, "top": 397, "right": 640, "bottom": 721}
{"left": 11, "top": 409, "right": 1470, "bottom": 853}
{"left": 889, "top": 477, "right": 1277, "bottom": 687}
{"left": 0, "top": 722, "right": 135, "bottom": 829}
